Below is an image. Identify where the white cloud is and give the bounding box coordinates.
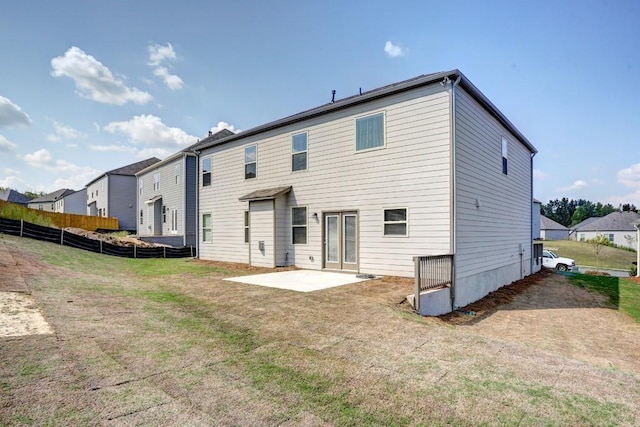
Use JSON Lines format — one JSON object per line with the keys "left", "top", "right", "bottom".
{"left": 90, "top": 144, "right": 137, "bottom": 153}
{"left": 617, "top": 163, "right": 640, "bottom": 189}
{"left": 384, "top": 41, "right": 406, "bottom": 58}
{"left": 46, "top": 120, "right": 87, "bottom": 142}
{"left": 0, "top": 96, "right": 31, "bottom": 128}
{"left": 148, "top": 43, "right": 184, "bottom": 90}
{"left": 556, "top": 180, "right": 588, "bottom": 192}
{"left": 148, "top": 43, "right": 177, "bottom": 66}
{"left": 51, "top": 46, "right": 152, "bottom": 105}
{"left": 210, "top": 121, "right": 240, "bottom": 134}
{"left": 533, "top": 168, "right": 547, "bottom": 180}
{"left": 153, "top": 66, "right": 184, "bottom": 90}
{"left": 23, "top": 148, "right": 100, "bottom": 191}
{"left": 0, "top": 135, "right": 17, "bottom": 152}
{"left": 104, "top": 114, "right": 197, "bottom": 155}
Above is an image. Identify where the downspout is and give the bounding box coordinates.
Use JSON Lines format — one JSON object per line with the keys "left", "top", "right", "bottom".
{"left": 194, "top": 150, "right": 201, "bottom": 259}
{"left": 530, "top": 151, "right": 536, "bottom": 274}
{"left": 182, "top": 153, "right": 187, "bottom": 247}
{"left": 450, "top": 74, "right": 462, "bottom": 310}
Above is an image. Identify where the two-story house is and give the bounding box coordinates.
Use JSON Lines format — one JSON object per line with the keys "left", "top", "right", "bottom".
{"left": 136, "top": 129, "right": 233, "bottom": 247}
{"left": 27, "top": 188, "right": 75, "bottom": 212}
{"left": 53, "top": 188, "right": 87, "bottom": 214}
{"left": 86, "top": 158, "right": 160, "bottom": 231}
{"left": 192, "top": 69, "right": 537, "bottom": 313}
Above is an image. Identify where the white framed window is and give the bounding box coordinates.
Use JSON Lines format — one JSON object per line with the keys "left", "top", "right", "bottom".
{"left": 356, "top": 112, "right": 385, "bottom": 151}
{"left": 244, "top": 211, "right": 250, "bottom": 243}
{"left": 607, "top": 233, "right": 614, "bottom": 242}
{"left": 175, "top": 164, "right": 181, "bottom": 185}
{"left": 502, "top": 137, "right": 508, "bottom": 175}
{"left": 245, "top": 145, "right": 257, "bottom": 179}
{"left": 153, "top": 173, "right": 161, "bottom": 191}
{"left": 580, "top": 233, "right": 585, "bottom": 241}
{"left": 202, "top": 157, "right": 212, "bottom": 187}
{"left": 140, "top": 209, "right": 144, "bottom": 225}
{"left": 383, "top": 208, "right": 408, "bottom": 236}
{"left": 292, "top": 206, "right": 307, "bottom": 244}
{"left": 171, "top": 209, "right": 178, "bottom": 234}
{"left": 292, "top": 132, "right": 308, "bottom": 172}
{"left": 139, "top": 178, "right": 143, "bottom": 196}
{"left": 202, "top": 213, "right": 212, "bottom": 242}
{"left": 162, "top": 206, "right": 167, "bottom": 223}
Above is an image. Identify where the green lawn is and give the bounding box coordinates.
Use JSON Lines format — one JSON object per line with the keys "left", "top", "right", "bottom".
{"left": 567, "top": 274, "right": 640, "bottom": 322}
{"left": 543, "top": 239, "right": 637, "bottom": 271}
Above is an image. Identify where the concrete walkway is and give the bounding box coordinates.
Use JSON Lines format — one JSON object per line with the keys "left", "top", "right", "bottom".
{"left": 224, "top": 270, "right": 372, "bottom": 292}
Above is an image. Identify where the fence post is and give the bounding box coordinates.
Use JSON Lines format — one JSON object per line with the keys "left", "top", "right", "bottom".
{"left": 134, "top": 245, "right": 137, "bottom": 259}
{"left": 100, "top": 240, "right": 103, "bottom": 254}
{"left": 20, "top": 219, "right": 23, "bottom": 237}
{"left": 163, "top": 246, "right": 166, "bottom": 258}
{"left": 60, "top": 229, "right": 64, "bottom": 246}
{"left": 190, "top": 245, "right": 193, "bottom": 258}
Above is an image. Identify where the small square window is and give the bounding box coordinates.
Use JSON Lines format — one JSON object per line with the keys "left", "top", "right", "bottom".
{"left": 292, "top": 207, "right": 307, "bottom": 244}
{"left": 292, "top": 133, "right": 307, "bottom": 171}
{"left": 356, "top": 112, "right": 385, "bottom": 151}
{"left": 245, "top": 145, "right": 257, "bottom": 179}
{"left": 202, "top": 157, "right": 212, "bottom": 187}
{"left": 384, "top": 208, "right": 408, "bottom": 236}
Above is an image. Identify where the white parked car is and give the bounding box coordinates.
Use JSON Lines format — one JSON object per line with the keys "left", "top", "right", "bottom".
{"left": 542, "top": 250, "right": 575, "bottom": 271}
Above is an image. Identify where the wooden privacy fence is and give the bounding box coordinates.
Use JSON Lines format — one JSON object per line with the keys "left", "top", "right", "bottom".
{"left": 413, "top": 254, "right": 454, "bottom": 312}
{"left": 0, "top": 217, "right": 195, "bottom": 259}
{"left": 0, "top": 200, "right": 118, "bottom": 231}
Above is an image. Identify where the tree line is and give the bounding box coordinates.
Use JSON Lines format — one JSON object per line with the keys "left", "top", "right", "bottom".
{"left": 540, "top": 198, "right": 638, "bottom": 228}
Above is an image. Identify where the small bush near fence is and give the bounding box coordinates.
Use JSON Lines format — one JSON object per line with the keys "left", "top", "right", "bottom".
{"left": 0, "top": 217, "right": 195, "bottom": 259}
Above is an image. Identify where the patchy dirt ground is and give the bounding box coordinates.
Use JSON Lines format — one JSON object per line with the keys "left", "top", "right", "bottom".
{"left": 1, "top": 235, "right": 640, "bottom": 426}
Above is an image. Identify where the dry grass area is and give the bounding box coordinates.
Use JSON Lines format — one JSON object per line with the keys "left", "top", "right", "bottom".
{"left": 1, "top": 234, "right": 640, "bottom": 426}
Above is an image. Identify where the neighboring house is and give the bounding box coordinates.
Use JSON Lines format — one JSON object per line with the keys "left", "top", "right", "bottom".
{"left": 192, "top": 69, "right": 537, "bottom": 314}
{"left": 532, "top": 198, "right": 541, "bottom": 240}
{"left": 27, "top": 188, "right": 75, "bottom": 212}
{"left": 53, "top": 188, "right": 87, "bottom": 214}
{"left": 86, "top": 158, "right": 161, "bottom": 231}
{"left": 572, "top": 211, "right": 640, "bottom": 248}
{"left": 0, "top": 189, "right": 32, "bottom": 206}
{"left": 136, "top": 129, "right": 234, "bottom": 247}
{"left": 540, "top": 215, "right": 569, "bottom": 240}
{"left": 569, "top": 217, "right": 599, "bottom": 240}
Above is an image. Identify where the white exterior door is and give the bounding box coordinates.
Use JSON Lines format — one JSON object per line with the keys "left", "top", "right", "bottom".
{"left": 324, "top": 211, "right": 358, "bottom": 271}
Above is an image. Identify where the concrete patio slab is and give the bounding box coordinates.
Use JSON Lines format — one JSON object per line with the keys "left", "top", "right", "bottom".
{"left": 224, "top": 270, "right": 371, "bottom": 292}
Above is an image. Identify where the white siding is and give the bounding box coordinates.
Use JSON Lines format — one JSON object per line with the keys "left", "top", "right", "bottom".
{"left": 199, "top": 84, "right": 452, "bottom": 276}
{"left": 454, "top": 87, "right": 533, "bottom": 307}
{"left": 578, "top": 230, "right": 636, "bottom": 249}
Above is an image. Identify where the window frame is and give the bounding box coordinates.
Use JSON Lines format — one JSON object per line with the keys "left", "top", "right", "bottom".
{"left": 291, "top": 206, "right": 308, "bottom": 245}
{"left": 202, "top": 157, "right": 212, "bottom": 187}
{"left": 383, "top": 207, "right": 409, "bottom": 237}
{"left": 175, "top": 164, "right": 181, "bottom": 185}
{"left": 171, "top": 209, "right": 178, "bottom": 234}
{"left": 202, "top": 213, "right": 212, "bottom": 243}
{"left": 291, "top": 132, "right": 308, "bottom": 172}
{"left": 244, "top": 211, "right": 250, "bottom": 244}
{"left": 139, "top": 209, "right": 144, "bottom": 225}
{"left": 501, "top": 137, "right": 508, "bottom": 175}
{"left": 245, "top": 145, "right": 257, "bottom": 179}
{"left": 153, "top": 173, "right": 161, "bottom": 191}
{"left": 355, "top": 111, "right": 386, "bottom": 152}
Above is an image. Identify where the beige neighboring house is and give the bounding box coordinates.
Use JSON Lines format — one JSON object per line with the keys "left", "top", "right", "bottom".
{"left": 192, "top": 69, "right": 538, "bottom": 315}
{"left": 572, "top": 211, "right": 640, "bottom": 248}
{"left": 540, "top": 215, "right": 569, "bottom": 240}
{"left": 27, "top": 189, "right": 75, "bottom": 212}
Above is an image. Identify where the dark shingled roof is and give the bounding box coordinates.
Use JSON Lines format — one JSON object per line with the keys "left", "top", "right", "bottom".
{"left": 239, "top": 186, "right": 292, "bottom": 201}
{"left": 86, "top": 157, "right": 161, "bottom": 186}
{"left": 28, "top": 188, "right": 75, "bottom": 203}
{"left": 190, "top": 69, "right": 536, "bottom": 155}
{"left": 540, "top": 215, "right": 568, "bottom": 231}
{"left": 575, "top": 211, "right": 640, "bottom": 232}
{"left": 0, "top": 189, "right": 32, "bottom": 205}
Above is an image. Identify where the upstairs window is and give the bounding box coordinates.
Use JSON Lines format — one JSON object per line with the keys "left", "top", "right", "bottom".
{"left": 202, "top": 157, "right": 212, "bottom": 187}
{"left": 175, "top": 164, "right": 181, "bottom": 185}
{"left": 292, "top": 207, "right": 307, "bottom": 244}
{"left": 153, "top": 173, "right": 161, "bottom": 191}
{"left": 383, "top": 208, "right": 408, "bottom": 236}
{"left": 140, "top": 209, "right": 144, "bottom": 225}
{"left": 292, "top": 132, "right": 308, "bottom": 172}
{"left": 502, "top": 137, "right": 508, "bottom": 175}
{"left": 245, "top": 145, "right": 257, "bottom": 179}
{"left": 356, "top": 112, "right": 385, "bottom": 151}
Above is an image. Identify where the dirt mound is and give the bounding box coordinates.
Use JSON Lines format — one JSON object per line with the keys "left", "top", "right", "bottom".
{"left": 63, "top": 228, "right": 167, "bottom": 248}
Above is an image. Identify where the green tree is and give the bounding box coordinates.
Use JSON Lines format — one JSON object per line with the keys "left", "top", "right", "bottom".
{"left": 587, "top": 233, "right": 609, "bottom": 272}
{"left": 24, "top": 190, "right": 44, "bottom": 199}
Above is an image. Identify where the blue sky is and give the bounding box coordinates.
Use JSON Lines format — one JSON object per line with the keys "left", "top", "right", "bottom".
{"left": 1, "top": 0, "right": 639, "bottom": 206}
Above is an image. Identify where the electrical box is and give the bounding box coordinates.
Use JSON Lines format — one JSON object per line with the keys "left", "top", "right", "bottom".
{"left": 258, "top": 241, "right": 265, "bottom": 251}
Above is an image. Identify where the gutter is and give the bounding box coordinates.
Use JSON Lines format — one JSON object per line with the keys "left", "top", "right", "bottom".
{"left": 530, "top": 152, "right": 536, "bottom": 274}
{"left": 194, "top": 150, "right": 200, "bottom": 259}
{"left": 450, "top": 73, "right": 462, "bottom": 310}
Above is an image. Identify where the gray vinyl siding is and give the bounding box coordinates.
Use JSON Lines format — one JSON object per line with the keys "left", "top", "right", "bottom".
{"left": 108, "top": 175, "right": 137, "bottom": 231}
{"left": 454, "top": 87, "right": 533, "bottom": 306}
{"left": 137, "top": 155, "right": 196, "bottom": 246}
{"left": 199, "top": 84, "right": 452, "bottom": 276}
{"left": 61, "top": 189, "right": 87, "bottom": 214}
